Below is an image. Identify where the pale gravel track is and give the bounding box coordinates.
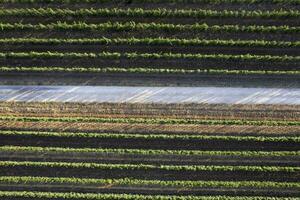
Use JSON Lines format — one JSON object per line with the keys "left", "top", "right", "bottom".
{"left": 0, "top": 86, "right": 299, "bottom": 105}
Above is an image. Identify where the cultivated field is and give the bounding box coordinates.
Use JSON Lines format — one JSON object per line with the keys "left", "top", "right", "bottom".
{"left": 0, "top": 101, "right": 299, "bottom": 199}
{"left": 0, "top": 0, "right": 299, "bottom": 199}
{"left": 0, "top": 0, "right": 299, "bottom": 86}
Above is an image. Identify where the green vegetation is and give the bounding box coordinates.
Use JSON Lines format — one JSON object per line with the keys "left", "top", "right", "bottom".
{"left": 0, "top": 0, "right": 299, "bottom": 4}
{"left": 1, "top": 22, "right": 298, "bottom": 33}
{"left": 0, "top": 191, "right": 298, "bottom": 200}
{"left": 0, "top": 1, "right": 299, "bottom": 198}
{"left": 1, "top": 130, "right": 299, "bottom": 142}
{"left": 1, "top": 8, "right": 299, "bottom": 18}
{"left": 1, "top": 37, "right": 299, "bottom": 47}
{"left": 1, "top": 51, "right": 299, "bottom": 62}
{"left": 0, "top": 115, "right": 299, "bottom": 126}
{"left": 0, "top": 176, "right": 299, "bottom": 188}
{"left": 1, "top": 66, "right": 300, "bottom": 75}
{"left": 1, "top": 161, "right": 299, "bottom": 172}
{"left": 1, "top": 146, "right": 298, "bottom": 157}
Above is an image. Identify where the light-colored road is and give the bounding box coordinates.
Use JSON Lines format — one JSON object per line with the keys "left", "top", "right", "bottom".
{"left": 0, "top": 86, "right": 299, "bottom": 105}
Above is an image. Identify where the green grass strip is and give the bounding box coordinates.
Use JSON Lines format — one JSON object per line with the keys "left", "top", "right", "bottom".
{"left": 0, "top": 115, "right": 299, "bottom": 126}
{"left": 0, "top": 161, "right": 299, "bottom": 172}
{"left": 1, "top": 51, "right": 299, "bottom": 62}
{"left": 0, "top": 176, "right": 299, "bottom": 189}
{"left": 0, "top": 0, "right": 299, "bottom": 4}
{"left": 1, "top": 66, "right": 300, "bottom": 75}
{"left": 0, "top": 8, "right": 299, "bottom": 18}
{"left": 0, "top": 191, "right": 298, "bottom": 200}
{"left": 0, "top": 130, "right": 299, "bottom": 142}
{"left": 1, "top": 146, "right": 299, "bottom": 157}
{"left": 0, "top": 22, "right": 298, "bottom": 33}
{"left": 1, "top": 37, "right": 300, "bottom": 48}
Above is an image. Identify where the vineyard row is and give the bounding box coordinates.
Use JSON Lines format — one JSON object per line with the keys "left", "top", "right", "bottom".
{"left": 1, "top": 130, "right": 299, "bottom": 142}
{"left": 1, "top": 51, "right": 299, "bottom": 62}
{"left": 1, "top": 8, "right": 299, "bottom": 18}
{"left": 0, "top": 116, "right": 299, "bottom": 126}
{"left": 1, "top": 22, "right": 299, "bottom": 33}
{"left": 1, "top": 37, "right": 299, "bottom": 47}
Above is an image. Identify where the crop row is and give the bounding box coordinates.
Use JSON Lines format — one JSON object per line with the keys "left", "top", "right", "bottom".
{"left": 1, "top": 146, "right": 299, "bottom": 157}
{"left": 1, "top": 51, "right": 299, "bottom": 62}
{"left": 1, "top": 161, "right": 299, "bottom": 172}
{"left": 1, "top": 66, "right": 300, "bottom": 75}
{"left": 0, "top": 176, "right": 298, "bottom": 189}
{"left": 0, "top": 191, "right": 297, "bottom": 200}
{"left": 0, "top": 22, "right": 299, "bottom": 33}
{"left": 1, "top": 8, "right": 299, "bottom": 18}
{"left": 1, "top": 116, "right": 299, "bottom": 126}
{"left": 1, "top": 130, "right": 299, "bottom": 142}
{"left": 0, "top": 0, "right": 299, "bottom": 4}
{"left": 2, "top": 37, "right": 299, "bottom": 48}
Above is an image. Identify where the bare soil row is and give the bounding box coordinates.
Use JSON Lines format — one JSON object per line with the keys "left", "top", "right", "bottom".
{"left": 0, "top": 166, "right": 297, "bottom": 182}
{"left": 1, "top": 151, "right": 299, "bottom": 166}
{"left": 1, "top": 72, "right": 299, "bottom": 88}
{"left": 0, "top": 102, "right": 299, "bottom": 121}
{"left": 1, "top": 121, "right": 299, "bottom": 136}
{"left": 1, "top": 30, "right": 298, "bottom": 42}
{"left": 2, "top": 44, "right": 299, "bottom": 56}
{"left": 1, "top": 134, "right": 299, "bottom": 151}
{"left": 2, "top": 58, "right": 299, "bottom": 71}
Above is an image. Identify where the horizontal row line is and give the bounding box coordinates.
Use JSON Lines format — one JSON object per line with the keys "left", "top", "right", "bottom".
{"left": 1, "top": 37, "right": 299, "bottom": 47}
{"left": 1, "top": 8, "right": 299, "bottom": 18}
{"left": 0, "top": 176, "right": 298, "bottom": 189}
{"left": 0, "top": 161, "right": 298, "bottom": 172}
{"left": 1, "top": 131, "right": 299, "bottom": 142}
{"left": 1, "top": 116, "right": 299, "bottom": 126}
{"left": 1, "top": 67, "right": 300, "bottom": 75}
{"left": 1, "top": 0, "right": 299, "bottom": 4}
{"left": 1, "top": 51, "right": 299, "bottom": 61}
{"left": 1, "top": 146, "right": 299, "bottom": 157}
{"left": 0, "top": 22, "right": 299, "bottom": 33}
{"left": 0, "top": 191, "right": 295, "bottom": 200}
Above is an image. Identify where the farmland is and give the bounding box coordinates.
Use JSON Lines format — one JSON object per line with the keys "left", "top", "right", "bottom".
{"left": 0, "top": 101, "right": 299, "bottom": 199}
{"left": 0, "top": 0, "right": 300, "bottom": 86}
{"left": 0, "top": 0, "right": 299, "bottom": 199}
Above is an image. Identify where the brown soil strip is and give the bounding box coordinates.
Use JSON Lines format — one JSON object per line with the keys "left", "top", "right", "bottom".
{"left": 0, "top": 121, "right": 299, "bottom": 136}
{"left": 0, "top": 102, "right": 299, "bottom": 121}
